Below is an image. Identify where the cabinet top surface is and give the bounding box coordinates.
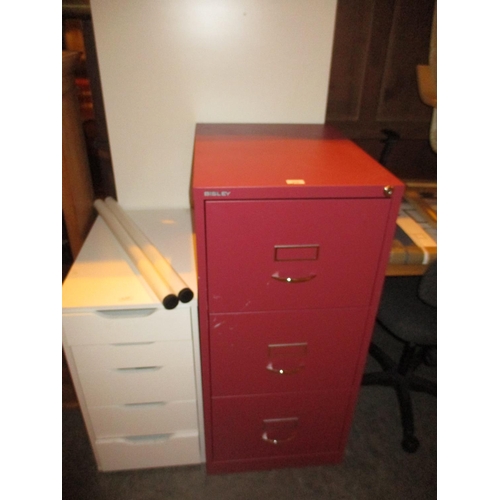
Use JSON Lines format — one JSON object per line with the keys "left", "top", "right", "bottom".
{"left": 62, "top": 208, "right": 197, "bottom": 312}
{"left": 192, "top": 124, "right": 403, "bottom": 198}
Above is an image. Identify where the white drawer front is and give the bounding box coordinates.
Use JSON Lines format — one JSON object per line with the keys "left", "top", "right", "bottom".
{"left": 89, "top": 401, "right": 199, "bottom": 439}
{"left": 78, "top": 364, "right": 196, "bottom": 406}
{"left": 95, "top": 431, "right": 200, "bottom": 471}
{"left": 63, "top": 308, "right": 192, "bottom": 346}
{"left": 71, "top": 341, "right": 193, "bottom": 372}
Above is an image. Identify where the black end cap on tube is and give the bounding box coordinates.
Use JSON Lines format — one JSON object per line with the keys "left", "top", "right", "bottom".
{"left": 178, "top": 288, "right": 194, "bottom": 303}
{"left": 162, "top": 294, "right": 179, "bottom": 309}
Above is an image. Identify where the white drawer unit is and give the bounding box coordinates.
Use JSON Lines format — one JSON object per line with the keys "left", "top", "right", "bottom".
{"left": 76, "top": 364, "right": 197, "bottom": 407}
{"left": 94, "top": 431, "right": 201, "bottom": 472}
{"left": 71, "top": 339, "right": 196, "bottom": 374}
{"left": 89, "top": 401, "right": 199, "bottom": 439}
{"left": 62, "top": 209, "right": 205, "bottom": 471}
{"left": 63, "top": 308, "right": 193, "bottom": 346}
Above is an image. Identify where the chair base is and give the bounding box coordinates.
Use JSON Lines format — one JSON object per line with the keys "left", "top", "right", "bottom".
{"left": 362, "top": 341, "right": 436, "bottom": 453}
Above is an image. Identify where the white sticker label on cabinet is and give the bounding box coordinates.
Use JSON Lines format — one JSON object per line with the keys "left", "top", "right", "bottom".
{"left": 286, "top": 179, "right": 305, "bottom": 185}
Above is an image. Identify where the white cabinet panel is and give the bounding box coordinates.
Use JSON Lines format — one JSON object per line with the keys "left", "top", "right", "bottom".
{"left": 72, "top": 341, "right": 194, "bottom": 372}
{"left": 78, "top": 365, "right": 197, "bottom": 406}
{"left": 89, "top": 401, "right": 199, "bottom": 438}
{"left": 95, "top": 431, "right": 200, "bottom": 471}
{"left": 63, "top": 308, "right": 192, "bottom": 345}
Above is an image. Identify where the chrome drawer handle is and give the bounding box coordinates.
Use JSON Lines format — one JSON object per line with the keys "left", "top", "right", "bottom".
{"left": 271, "top": 273, "right": 316, "bottom": 283}
{"left": 262, "top": 417, "right": 299, "bottom": 445}
{"left": 262, "top": 430, "right": 298, "bottom": 445}
{"left": 266, "top": 363, "right": 303, "bottom": 375}
{"left": 266, "top": 343, "right": 307, "bottom": 374}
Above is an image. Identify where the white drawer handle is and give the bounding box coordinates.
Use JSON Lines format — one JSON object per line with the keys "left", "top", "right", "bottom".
{"left": 271, "top": 273, "right": 316, "bottom": 283}
{"left": 121, "top": 434, "right": 172, "bottom": 444}
{"left": 116, "top": 366, "right": 162, "bottom": 372}
{"left": 95, "top": 309, "right": 157, "bottom": 319}
{"left": 122, "top": 402, "right": 166, "bottom": 408}
{"left": 111, "top": 342, "right": 155, "bottom": 346}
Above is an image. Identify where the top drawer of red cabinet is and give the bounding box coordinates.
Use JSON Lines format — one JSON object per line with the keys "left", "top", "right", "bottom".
{"left": 205, "top": 198, "right": 390, "bottom": 312}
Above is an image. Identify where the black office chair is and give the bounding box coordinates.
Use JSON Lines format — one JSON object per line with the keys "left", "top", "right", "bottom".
{"left": 363, "top": 260, "right": 437, "bottom": 453}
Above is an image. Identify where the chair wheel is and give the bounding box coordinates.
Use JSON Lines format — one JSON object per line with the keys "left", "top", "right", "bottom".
{"left": 402, "top": 435, "right": 420, "bottom": 453}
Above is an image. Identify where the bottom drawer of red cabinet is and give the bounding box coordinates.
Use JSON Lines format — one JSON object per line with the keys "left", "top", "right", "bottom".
{"left": 210, "top": 391, "right": 350, "bottom": 464}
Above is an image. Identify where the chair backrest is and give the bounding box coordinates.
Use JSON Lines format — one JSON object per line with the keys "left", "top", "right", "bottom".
{"left": 418, "top": 260, "right": 437, "bottom": 307}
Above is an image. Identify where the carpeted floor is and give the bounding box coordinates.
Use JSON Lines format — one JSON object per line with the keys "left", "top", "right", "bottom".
{"left": 62, "top": 324, "right": 437, "bottom": 499}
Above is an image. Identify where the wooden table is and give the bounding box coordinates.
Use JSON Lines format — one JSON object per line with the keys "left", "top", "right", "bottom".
{"left": 386, "top": 180, "right": 437, "bottom": 276}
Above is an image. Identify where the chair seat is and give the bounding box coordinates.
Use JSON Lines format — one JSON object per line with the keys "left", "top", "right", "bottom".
{"left": 378, "top": 276, "right": 437, "bottom": 346}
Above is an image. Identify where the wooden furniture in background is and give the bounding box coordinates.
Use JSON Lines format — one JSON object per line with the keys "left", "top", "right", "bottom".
{"left": 416, "top": 2, "right": 437, "bottom": 152}
{"left": 386, "top": 180, "right": 437, "bottom": 276}
{"left": 326, "top": 0, "right": 437, "bottom": 180}
{"left": 63, "top": 4, "right": 117, "bottom": 200}
{"left": 62, "top": 50, "right": 95, "bottom": 259}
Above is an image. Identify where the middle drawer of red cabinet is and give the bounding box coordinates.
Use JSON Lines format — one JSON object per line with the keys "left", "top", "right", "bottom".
{"left": 209, "top": 308, "right": 368, "bottom": 396}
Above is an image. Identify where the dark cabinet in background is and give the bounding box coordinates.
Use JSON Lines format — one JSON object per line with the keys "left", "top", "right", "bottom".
{"left": 326, "top": 0, "right": 437, "bottom": 179}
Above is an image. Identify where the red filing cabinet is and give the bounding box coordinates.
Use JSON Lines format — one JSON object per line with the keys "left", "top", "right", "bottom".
{"left": 191, "top": 124, "right": 404, "bottom": 473}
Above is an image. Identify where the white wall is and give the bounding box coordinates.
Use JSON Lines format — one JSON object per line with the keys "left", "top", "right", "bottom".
{"left": 90, "top": 0, "right": 338, "bottom": 209}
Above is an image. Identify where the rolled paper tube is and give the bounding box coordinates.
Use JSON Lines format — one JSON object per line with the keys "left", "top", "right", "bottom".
{"left": 93, "top": 199, "right": 179, "bottom": 309}
{"left": 104, "top": 197, "right": 194, "bottom": 303}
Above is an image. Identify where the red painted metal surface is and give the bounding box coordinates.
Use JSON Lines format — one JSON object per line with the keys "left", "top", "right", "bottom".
{"left": 209, "top": 309, "right": 367, "bottom": 396}
{"left": 191, "top": 124, "right": 404, "bottom": 474}
{"left": 211, "top": 391, "right": 350, "bottom": 462}
{"left": 205, "top": 198, "right": 391, "bottom": 312}
{"left": 192, "top": 123, "right": 402, "bottom": 199}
